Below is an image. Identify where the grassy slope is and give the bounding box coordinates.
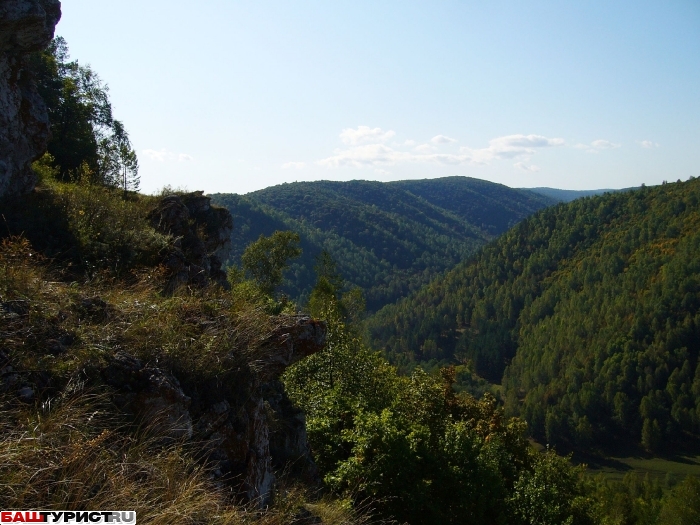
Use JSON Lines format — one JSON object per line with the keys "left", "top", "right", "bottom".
{"left": 588, "top": 455, "right": 700, "bottom": 485}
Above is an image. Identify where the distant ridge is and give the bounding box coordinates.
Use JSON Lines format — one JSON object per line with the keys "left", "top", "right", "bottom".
{"left": 524, "top": 186, "right": 636, "bottom": 203}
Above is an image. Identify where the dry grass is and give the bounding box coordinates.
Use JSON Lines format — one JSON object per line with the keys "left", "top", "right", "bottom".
{"left": 0, "top": 226, "right": 374, "bottom": 524}
{"left": 0, "top": 389, "right": 377, "bottom": 524}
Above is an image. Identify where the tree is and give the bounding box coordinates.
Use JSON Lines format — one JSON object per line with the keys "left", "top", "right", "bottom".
{"left": 241, "top": 231, "right": 301, "bottom": 296}
{"left": 99, "top": 120, "right": 139, "bottom": 195}
{"left": 658, "top": 476, "right": 700, "bottom": 525}
{"left": 28, "top": 37, "right": 137, "bottom": 187}
{"left": 509, "top": 450, "right": 596, "bottom": 525}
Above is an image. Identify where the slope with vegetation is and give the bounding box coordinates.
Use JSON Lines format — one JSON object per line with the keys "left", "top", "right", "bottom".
{"left": 211, "top": 177, "right": 553, "bottom": 311}
{"left": 0, "top": 174, "right": 372, "bottom": 523}
{"left": 283, "top": 247, "right": 700, "bottom": 525}
{"left": 367, "top": 178, "right": 700, "bottom": 455}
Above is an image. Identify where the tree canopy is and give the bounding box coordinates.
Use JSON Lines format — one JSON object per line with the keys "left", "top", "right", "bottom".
{"left": 367, "top": 178, "right": 700, "bottom": 452}
{"left": 240, "top": 230, "right": 301, "bottom": 296}
{"left": 28, "top": 37, "right": 139, "bottom": 190}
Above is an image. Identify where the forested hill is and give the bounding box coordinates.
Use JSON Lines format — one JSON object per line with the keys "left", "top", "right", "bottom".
{"left": 524, "top": 187, "right": 626, "bottom": 203}
{"left": 211, "top": 177, "right": 553, "bottom": 311}
{"left": 366, "top": 178, "right": 700, "bottom": 451}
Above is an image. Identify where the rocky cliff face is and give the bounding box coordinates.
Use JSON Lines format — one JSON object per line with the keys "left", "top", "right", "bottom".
{"left": 103, "top": 315, "right": 326, "bottom": 505}
{"left": 148, "top": 191, "right": 234, "bottom": 293}
{"left": 0, "top": 0, "right": 61, "bottom": 197}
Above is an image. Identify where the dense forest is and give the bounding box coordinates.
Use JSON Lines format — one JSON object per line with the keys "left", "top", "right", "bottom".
{"left": 211, "top": 178, "right": 553, "bottom": 311}
{"left": 367, "top": 178, "right": 700, "bottom": 452}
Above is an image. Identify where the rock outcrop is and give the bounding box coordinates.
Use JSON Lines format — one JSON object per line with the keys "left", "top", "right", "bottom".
{"left": 103, "top": 315, "right": 326, "bottom": 505}
{"left": 103, "top": 352, "right": 194, "bottom": 441}
{"left": 0, "top": 0, "right": 61, "bottom": 197}
{"left": 147, "top": 191, "right": 233, "bottom": 292}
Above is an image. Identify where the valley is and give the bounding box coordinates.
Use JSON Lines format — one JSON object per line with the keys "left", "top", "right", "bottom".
{"left": 211, "top": 177, "right": 553, "bottom": 311}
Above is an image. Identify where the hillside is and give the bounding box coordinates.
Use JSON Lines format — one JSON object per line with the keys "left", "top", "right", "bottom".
{"left": 367, "top": 178, "right": 700, "bottom": 451}
{"left": 525, "top": 187, "right": 637, "bottom": 203}
{"left": 211, "top": 177, "right": 553, "bottom": 311}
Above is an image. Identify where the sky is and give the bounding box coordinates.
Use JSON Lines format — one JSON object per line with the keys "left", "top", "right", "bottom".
{"left": 56, "top": 1, "right": 700, "bottom": 195}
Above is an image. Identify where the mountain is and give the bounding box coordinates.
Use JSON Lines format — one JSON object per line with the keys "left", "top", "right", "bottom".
{"left": 524, "top": 187, "right": 634, "bottom": 203}
{"left": 211, "top": 177, "right": 554, "bottom": 311}
{"left": 366, "top": 178, "right": 700, "bottom": 451}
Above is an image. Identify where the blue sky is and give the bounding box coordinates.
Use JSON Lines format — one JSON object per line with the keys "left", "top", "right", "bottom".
{"left": 57, "top": 1, "right": 700, "bottom": 194}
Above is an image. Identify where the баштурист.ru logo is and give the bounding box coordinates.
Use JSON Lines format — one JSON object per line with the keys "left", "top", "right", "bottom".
{"left": 0, "top": 511, "right": 135, "bottom": 523}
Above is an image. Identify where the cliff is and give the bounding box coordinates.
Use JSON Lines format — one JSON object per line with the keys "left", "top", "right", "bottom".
{"left": 0, "top": 0, "right": 61, "bottom": 197}
{"left": 148, "top": 191, "right": 233, "bottom": 293}
{"left": 102, "top": 315, "right": 326, "bottom": 503}
{"left": 0, "top": 182, "right": 326, "bottom": 507}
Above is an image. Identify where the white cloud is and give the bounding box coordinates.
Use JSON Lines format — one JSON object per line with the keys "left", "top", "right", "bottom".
{"left": 317, "top": 143, "right": 412, "bottom": 169}
{"left": 317, "top": 131, "right": 564, "bottom": 170}
{"left": 590, "top": 139, "right": 621, "bottom": 150}
{"left": 374, "top": 168, "right": 392, "bottom": 176}
{"left": 514, "top": 161, "right": 541, "bottom": 172}
{"left": 573, "top": 139, "right": 621, "bottom": 153}
{"left": 404, "top": 139, "right": 417, "bottom": 147}
{"left": 639, "top": 140, "right": 659, "bottom": 149}
{"left": 143, "top": 148, "right": 168, "bottom": 162}
{"left": 143, "top": 148, "right": 194, "bottom": 162}
{"left": 282, "top": 161, "right": 306, "bottom": 169}
{"left": 430, "top": 134, "right": 458, "bottom": 144}
{"left": 464, "top": 134, "right": 565, "bottom": 164}
{"left": 339, "top": 126, "right": 396, "bottom": 146}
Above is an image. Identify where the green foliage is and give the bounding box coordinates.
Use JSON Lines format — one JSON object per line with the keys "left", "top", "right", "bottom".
{"left": 286, "top": 331, "right": 598, "bottom": 525}
{"left": 1, "top": 176, "right": 168, "bottom": 277}
{"left": 284, "top": 257, "right": 602, "bottom": 524}
{"left": 590, "top": 471, "right": 666, "bottom": 525}
{"left": 509, "top": 450, "right": 596, "bottom": 525}
{"left": 27, "top": 37, "right": 138, "bottom": 188}
{"left": 99, "top": 120, "right": 140, "bottom": 194}
{"left": 211, "top": 177, "right": 553, "bottom": 312}
{"left": 368, "top": 178, "right": 700, "bottom": 451}
{"left": 32, "top": 152, "right": 60, "bottom": 184}
{"left": 657, "top": 476, "right": 700, "bottom": 525}
{"left": 241, "top": 230, "right": 301, "bottom": 296}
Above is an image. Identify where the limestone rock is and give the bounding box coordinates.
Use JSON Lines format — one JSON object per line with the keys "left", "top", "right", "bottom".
{"left": 265, "top": 380, "right": 320, "bottom": 484}
{"left": 101, "top": 316, "right": 325, "bottom": 506}
{"left": 196, "top": 316, "right": 326, "bottom": 504}
{"left": 103, "top": 352, "right": 193, "bottom": 441}
{"left": 147, "top": 191, "right": 233, "bottom": 292}
{"left": 0, "top": 0, "right": 61, "bottom": 197}
{"left": 256, "top": 315, "right": 327, "bottom": 382}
